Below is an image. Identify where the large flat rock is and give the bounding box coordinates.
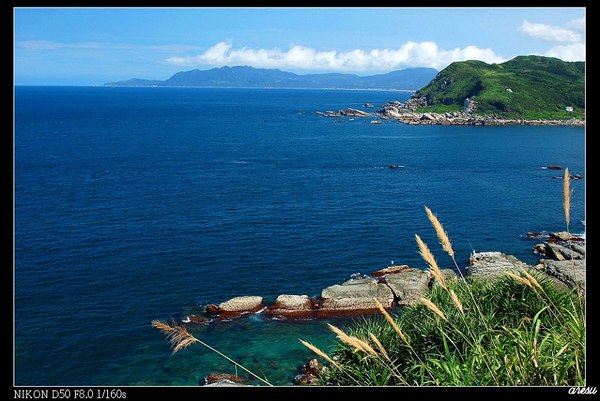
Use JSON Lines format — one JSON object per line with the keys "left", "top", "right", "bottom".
{"left": 543, "top": 259, "right": 585, "bottom": 293}
{"left": 547, "top": 243, "right": 584, "bottom": 260}
{"left": 384, "top": 268, "right": 430, "bottom": 306}
{"left": 370, "top": 264, "right": 411, "bottom": 277}
{"left": 468, "top": 252, "right": 530, "bottom": 280}
{"left": 219, "top": 296, "right": 264, "bottom": 313}
{"left": 266, "top": 294, "right": 314, "bottom": 318}
{"left": 318, "top": 279, "right": 395, "bottom": 316}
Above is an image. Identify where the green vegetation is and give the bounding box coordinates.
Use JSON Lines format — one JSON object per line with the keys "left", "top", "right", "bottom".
{"left": 316, "top": 275, "right": 585, "bottom": 385}
{"left": 415, "top": 55, "right": 585, "bottom": 120}
{"left": 304, "top": 193, "right": 584, "bottom": 386}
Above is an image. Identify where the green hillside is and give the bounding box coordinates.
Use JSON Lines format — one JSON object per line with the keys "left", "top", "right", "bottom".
{"left": 415, "top": 55, "right": 585, "bottom": 120}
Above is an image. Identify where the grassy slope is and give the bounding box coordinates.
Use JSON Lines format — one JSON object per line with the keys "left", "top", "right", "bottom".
{"left": 318, "top": 275, "right": 585, "bottom": 386}
{"left": 415, "top": 55, "right": 585, "bottom": 120}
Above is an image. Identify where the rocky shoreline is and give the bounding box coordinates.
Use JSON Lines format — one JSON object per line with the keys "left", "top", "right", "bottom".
{"left": 316, "top": 99, "right": 585, "bottom": 127}
{"left": 181, "top": 231, "right": 585, "bottom": 327}
{"left": 185, "top": 230, "right": 585, "bottom": 386}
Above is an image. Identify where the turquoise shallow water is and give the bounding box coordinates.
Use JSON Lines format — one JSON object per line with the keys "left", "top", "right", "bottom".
{"left": 15, "top": 87, "right": 585, "bottom": 385}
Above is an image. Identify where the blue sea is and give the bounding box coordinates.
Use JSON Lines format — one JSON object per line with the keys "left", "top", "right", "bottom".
{"left": 14, "top": 87, "right": 585, "bottom": 386}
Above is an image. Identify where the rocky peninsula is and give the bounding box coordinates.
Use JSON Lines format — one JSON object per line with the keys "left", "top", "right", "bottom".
{"left": 316, "top": 98, "right": 585, "bottom": 127}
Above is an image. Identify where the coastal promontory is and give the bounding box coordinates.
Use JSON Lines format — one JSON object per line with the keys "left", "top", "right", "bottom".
{"left": 400, "top": 55, "right": 584, "bottom": 122}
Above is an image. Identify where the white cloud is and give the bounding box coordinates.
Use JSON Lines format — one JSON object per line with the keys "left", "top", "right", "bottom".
{"left": 165, "top": 41, "right": 506, "bottom": 72}
{"left": 545, "top": 43, "right": 586, "bottom": 61}
{"left": 519, "top": 20, "right": 580, "bottom": 43}
{"left": 567, "top": 17, "right": 586, "bottom": 32}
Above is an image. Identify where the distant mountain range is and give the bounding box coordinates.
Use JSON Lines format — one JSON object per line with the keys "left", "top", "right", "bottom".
{"left": 104, "top": 66, "right": 438, "bottom": 90}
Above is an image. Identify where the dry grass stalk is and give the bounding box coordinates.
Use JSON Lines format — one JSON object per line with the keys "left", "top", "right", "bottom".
{"left": 354, "top": 338, "right": 378, "bottom": 356}
{"left": 373, "top": 299, "right": 410, "bottom": 344}
{"left": 425, "top": 206, "right": 455, "bottom": 258}
{"left": 419, "top": 297, "right": 447, "bottom": 321}
{"left": 415, "top": 234, "right": 446, "bottom": 288}
{"left": 299, "top": 339, "right": 340, "bottom": 368}
{"left": 368, "top": 333, "right": 391, "bottom": 362}
{"left": 449, "top": 290, "right": 464, "bottom": 314}
{"left": 505, "top": 271, "right": 532, "bottom": 288}
{"left": 151, "top": 319, "right": 198, "bottom": 354}
{"left": 429, "top": 268, "right": 447, "bottom": 289}
{"left": 152, "top": 319, "right": 273, "bottom": 386}
{"left": 564, "top": 168, "right": 571, "bottom": 232}
{"left": 327, "top": 323, "right": 377, "bottom": 356}
{"left": 521, "top": 269, "right": 544, "bottom": 292}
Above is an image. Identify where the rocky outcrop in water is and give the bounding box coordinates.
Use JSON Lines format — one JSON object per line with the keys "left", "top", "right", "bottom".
{"left": 294, "top": 358, "right": 322, "bottom": 386}
{"left": 204, "top": 373, "right": 248, "bottom": 385}
{"left": 532, "top": 232, "right": 585, "bottom": 292}
{"left": 218, "top": 296, "right": 264, "bottom": 318}
{"left": 316, "top": 108, "right": 371, "bottom": 118}
{"left": 181, "top": 264, "right": 435, "bottom": 322}
{"left": 467, "top": 250, "right": 571, "bottom": 290}
{"left": 182, "top": 314, "right": 209, "bottom": 324}
{"left": 465, "top": 231, "right": 585, "bottom": 293}
{"left": 266, "top": 294, "right": 315, "bottom": 318}
{"left": 317, "top": 278, "right": 395, "bottom": 317}
{"left": 202, "top": 373, "right": 253, "bottom": 386}
{"left": 174, "top": 230, "right": 584, "bottom": 325}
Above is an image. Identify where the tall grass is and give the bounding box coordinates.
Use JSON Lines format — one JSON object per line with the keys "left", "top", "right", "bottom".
{"left": 317, "top": 274, "right": 585, "bottom": 385}
{"left": 312, "top": 207, "right": 585, "bottom": 386}
{"left": 564, "top": 167, "right": 571, "bottom": 233}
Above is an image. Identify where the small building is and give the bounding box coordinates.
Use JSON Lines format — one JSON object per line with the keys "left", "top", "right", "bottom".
{"left": 565, "top": 106, "right": 574, "bottom": 112}
{"left": 506, "top": 88, "right": 513, "bottom": 93}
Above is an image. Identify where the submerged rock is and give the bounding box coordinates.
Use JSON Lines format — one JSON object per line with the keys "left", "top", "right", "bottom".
{"left": 204, "top": 381, "right": 253, "bottom": 387}
{"left": 294, "top": 358, "right": 321, "bottom": 385}
{"left": 205, "top": 304, "right": 220, "bottom": 316}
{"left": 294, "top": 373, "right": 319, "bottom": 385}
{"left": 184, "top": 314, "right": 209, "bottom": 324}
{"left": 300, "top": 358, "right": 321, "bottom": 376}
{"left": 527, "top": 232, "right": 548, "bottom": 238}
{"left": 204, "top": 373, "right": 249, "bottom": 386}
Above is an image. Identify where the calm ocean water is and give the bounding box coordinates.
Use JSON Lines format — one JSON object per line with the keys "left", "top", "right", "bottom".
{"left": 15, "top": 87, "right": 585, "bottom": 385}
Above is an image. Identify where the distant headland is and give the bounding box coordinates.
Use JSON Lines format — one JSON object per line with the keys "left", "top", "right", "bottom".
{"left": 104, "top": 65, "right": 437, "bottom": 91}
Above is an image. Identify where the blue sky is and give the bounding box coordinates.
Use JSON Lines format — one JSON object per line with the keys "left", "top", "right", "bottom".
{"left": 14, "top": 7, "right": 585, "bottom": 86}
